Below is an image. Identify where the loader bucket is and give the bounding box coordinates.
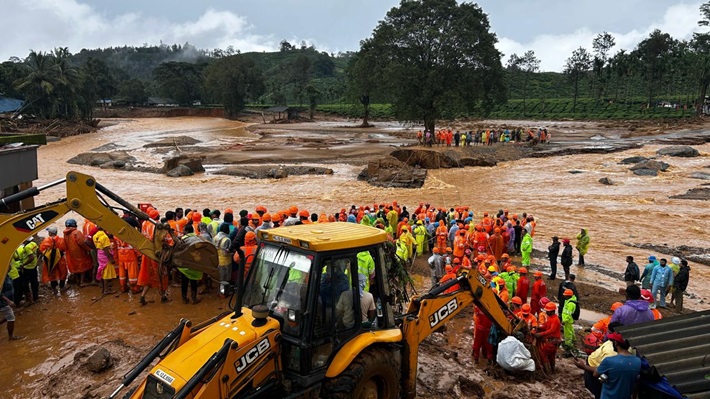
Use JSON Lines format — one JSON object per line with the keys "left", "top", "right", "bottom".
{"left": 171, "top": 236, "right": 220, "bottom": 280}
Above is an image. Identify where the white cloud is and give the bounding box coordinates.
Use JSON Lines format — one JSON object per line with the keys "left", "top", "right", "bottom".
{"left": 1, "top": 0, "right": 276, "bottom": 60}
{"left": 497, "top": 2, "right": 704, "bottom": 72}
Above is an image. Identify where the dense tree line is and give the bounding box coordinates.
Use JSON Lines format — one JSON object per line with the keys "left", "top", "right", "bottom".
{"left": 1, "top": 0, "right": 710, "bottom": 123}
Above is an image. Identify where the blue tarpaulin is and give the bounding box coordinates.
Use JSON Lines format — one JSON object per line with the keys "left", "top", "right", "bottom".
{"left": 0, "top": 96, "right": 24, "bottom": 113}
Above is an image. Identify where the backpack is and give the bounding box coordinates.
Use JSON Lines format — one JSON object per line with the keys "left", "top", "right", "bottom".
{"left": 570, "top": 300, "right": 580, "bottom": 321}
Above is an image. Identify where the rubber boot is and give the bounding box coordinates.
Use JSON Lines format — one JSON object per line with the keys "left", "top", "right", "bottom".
{"left": 139, "top": 296, "right": 147, "bottom": 306}
{"left": 191, "top": 292, "right": 201, "bottom": 305}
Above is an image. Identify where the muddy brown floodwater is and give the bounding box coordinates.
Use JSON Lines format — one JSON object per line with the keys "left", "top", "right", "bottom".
{"left": 2, "top": 116, "right": 708, "bottom": 398}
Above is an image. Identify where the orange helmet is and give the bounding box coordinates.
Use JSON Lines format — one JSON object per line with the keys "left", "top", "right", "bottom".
{"left": 224, "top": 208, "right": 234, "bottom": 214}
{"left": 518, "top": 267, "right": 528, "bottom": 274}
{"left": 272, "top": 213, "right": 282, "bottom": 223}
{"left": 534, "top": 271, "right": 543, "bottom": 277}
{"left": 453, "top": 258, "right": 461, "bottom": 264}
{"left": 446, "top": 247, "right": 452, "bottom": 253}
{"left": 255, "top": 205, "right": 267, "bottom": 213}
{"left": 611, "top": 302, "right": 624, "bottom": 312}
{"left": 191, "top": 212, "right": 202, "bottom": 222}
{"left": 544, "top": 302, "right": 557, "bottom": 312}
{"left": 299, "top": 209, "right": 310, "bottom": 218}
{"left": 511, "top": 296, "right": 523, "bottom": 305}
{"left": 501, "top": 253, "right": 510, "bottom": 259}
{"left": 563, "top": 289, "right": 574, "bottom": 297}
{"left": 288, "top": 206, "right": 298, "bottom": 215}
{"left": 433, "top": 247, "right": 440, "bottom": 254}
{"left": 445, "top": 265, "right": 453, "bottom": 273}
{"left": 521, "top": 304, "right": 531, "bottom": 314}
{"left": 262, "top": 213, "right": 272, "bottom": 222}
{"left": 149, "top": 209, "right": 160, "bottom": 219}
{"left": 245, "top": 231, "right": 257, "bottom": 242}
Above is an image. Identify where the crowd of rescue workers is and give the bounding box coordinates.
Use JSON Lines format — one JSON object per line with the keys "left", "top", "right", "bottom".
{"left": 1, "top": 202, "right": 692, "bottom": 398}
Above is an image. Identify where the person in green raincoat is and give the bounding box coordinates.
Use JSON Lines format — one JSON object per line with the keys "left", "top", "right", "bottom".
{"left": 412, "top": 220, "right": 427, "bottom": 258}
{"left": 521, "top": 229, "right": 533, "bottom": 267}
{"left": 575, "top": 228, "right": 590, "bottom": 266}
{"left": 179, "top": 224, "right": 204, "bottom": 304}
{"left": 561, "top": 289, "right": 577, "bottom": 350}
{"left": 359, "top": 211, "right": 373, "bottom": 227}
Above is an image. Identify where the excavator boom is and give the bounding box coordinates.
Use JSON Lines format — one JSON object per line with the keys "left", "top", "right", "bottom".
{"left": 0, "top": 171, "right": 218, "bottom": 285}
{"left": 400, "top": 271, "right": 525, "bottom": 399}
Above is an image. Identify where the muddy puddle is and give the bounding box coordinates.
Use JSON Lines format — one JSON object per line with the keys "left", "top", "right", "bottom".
{"left": 5, "top": 116, "right": 708, "bottom": 398}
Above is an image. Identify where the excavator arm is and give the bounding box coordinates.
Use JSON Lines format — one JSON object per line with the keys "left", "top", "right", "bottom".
{"left": 0, "top": 171, "right": 217, "bottom": 285}
{"left": 399, "top": 271, "right": 525, "bottom": 399}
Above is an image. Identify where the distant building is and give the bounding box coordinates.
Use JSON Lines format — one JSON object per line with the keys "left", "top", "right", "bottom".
{"left": 146, "top": 97, "right": 179, "bottom": 107}
{"left": 265, "top": 106, "right": 300, "bottom": 120}
{"left": 0, "top": 96, "right": 24, "bottom": 114}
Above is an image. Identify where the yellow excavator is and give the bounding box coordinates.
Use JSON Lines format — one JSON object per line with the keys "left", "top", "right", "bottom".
{"left": 0, "top": 171, "right": 527, "bottom": 399}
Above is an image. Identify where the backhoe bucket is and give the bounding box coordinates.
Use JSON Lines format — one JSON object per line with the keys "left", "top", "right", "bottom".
{"left": 171, "top": 237, "right": 220, "bottom": 280}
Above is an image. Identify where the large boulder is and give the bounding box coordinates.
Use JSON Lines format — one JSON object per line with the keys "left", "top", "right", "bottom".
{"left": 167, "top": 165, "right": 194, "bottom": 177}
{"left": 390, "top": 149, "right": 496, "bottom": 169}
{"left": 163, "top": 155, "right": 205, "bottom": 173}
{"left": 358, "top": 157, "right": 427, "bottom": 188}
{"left": 630, "top": 160, "right": 669, "bottom": 172}
{"left": 85, "top": 347, "right": 113, "bottom": 373}
{"left": 67, "top": 151, "right": 136, "bottom": 169}
{"left": 657, "top": 146, "right": 699, "bottom": 157}
{"left": 619, "top": 156, "right": 649, "bottom": 165}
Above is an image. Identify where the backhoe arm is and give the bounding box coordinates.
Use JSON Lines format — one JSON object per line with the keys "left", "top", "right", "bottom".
{"left": 0, "top": 171, "right": 169, "bottom": 285}
{"left": 399, "top": 271, "right": 524, "bottom": 399}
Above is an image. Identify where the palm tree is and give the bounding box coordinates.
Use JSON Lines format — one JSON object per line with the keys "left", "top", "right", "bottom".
{"left": 52, "top": 47, "right": 79, "bottom": 118}
{"left": 14, "top": 50, "right": 59, "bottom": 118}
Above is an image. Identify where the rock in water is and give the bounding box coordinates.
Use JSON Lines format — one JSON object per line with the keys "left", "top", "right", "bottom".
{"left": 670, "top": 187, "right": 710, "bottom": 201}
{"left": 619, "top": 156, "right": 649, "bottom": 165}
{"left": 162, "top": 155, "right": 205, "bottom": 173}
{"left": 657, "top": 146, "right": 699, "bottom": 157}
{"left": 167, "top": 165, "right": 194, "bottom": 177}
{"left": 598, "top": 177, "right": 613, "bottom": 185}
{"left": 85, "top": 347, "right": 113, "bottom": 373}
{"left": 630, "top": 160, "right": 669, "bottom": 172}
{"left": 358, "top": 157, "right": 427, "bottom": 188}
{"left": 633, "top": 168, "right": 658, "bottom": 177}
{"left": 268, "top": 167, "right": 288, "bottom": 179}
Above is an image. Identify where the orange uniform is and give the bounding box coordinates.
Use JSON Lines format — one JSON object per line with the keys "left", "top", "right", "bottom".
{"left": 138, "top": 220, "right": 167, "bottom": 290}
{"left": 116, "top": 238, "right": 141, "bottom": 293}
{"left": 63, "top": 227, "right": 93, "bottom": 274}
{"left": 530, "top": 278, "right": 547, "bottom": 315}
{"left": 40, "top": 235, "right": 68, "bottom": 284}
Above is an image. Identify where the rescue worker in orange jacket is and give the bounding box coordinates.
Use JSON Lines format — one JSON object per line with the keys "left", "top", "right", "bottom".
{"left": 440, "top": 265, "right": 459, "bottom": 293}
{"left": 591, "top": 302, "right": 624, "bottom": 340}
{"left": 138, "top": 208, "right": 168, "bottom": 305}
{"left": 520, "top": 303, "right": 538, "bottom": 331}
{"left": 495, "top": 277, "right": 509, "bottom": 303}
{"left": 40, "top": 227, "right": 68, "bottom": 293}
{"left": 487, "top": 228, "right": 505, "bottom": 260}
{"left": 530, "top": 271, "right": 547, "bottom": 316}
{"left": 515, "top": 267, "right": 530, "bottom": 304}
{"left": 233, "top": 231, "right": 258, "bottom": 278}
{"left": 453, "top": 229, "right": 467, "bottom": 260}
{"left": 116, "top": 238, "right": 141, "bottom": 293}
{"left": 535, "top": 302, "right": 562, "bottom": 373}
{"left": 472, "top": 305, "right": 494, "bottom": 364}
{"left": 481, "top": 212, "right": 493, "bottom": 234}
{"left": 511, "top": 296, "right": 523, "bottom": 316}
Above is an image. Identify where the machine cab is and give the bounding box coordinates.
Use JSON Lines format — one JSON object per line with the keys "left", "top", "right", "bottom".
{"left": 244, "top": 223, "right": 395, "bottom": 387}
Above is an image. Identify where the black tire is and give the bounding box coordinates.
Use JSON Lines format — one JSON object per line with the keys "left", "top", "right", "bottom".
{"left": 322, "top": 346, "right": 401, "bottom": 399}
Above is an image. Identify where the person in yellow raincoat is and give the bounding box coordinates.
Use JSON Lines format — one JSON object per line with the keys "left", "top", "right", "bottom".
{"left": 412, "top": 220, "right": 427, "bottom": 258}
{"left": 575, "top": 228, "right": 590, "bottom": 266}
{"left": 396, "top": 226, "right": 416, "bottom": 264}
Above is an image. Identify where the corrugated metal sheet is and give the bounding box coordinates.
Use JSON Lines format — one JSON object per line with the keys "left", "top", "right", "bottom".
{"left": 617, "top": 309, "right": 710, "bottom": 399}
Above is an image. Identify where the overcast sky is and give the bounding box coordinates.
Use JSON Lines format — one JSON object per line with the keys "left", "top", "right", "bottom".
{"left": 2, "top": 0, "right": 706, "bottom": 71}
